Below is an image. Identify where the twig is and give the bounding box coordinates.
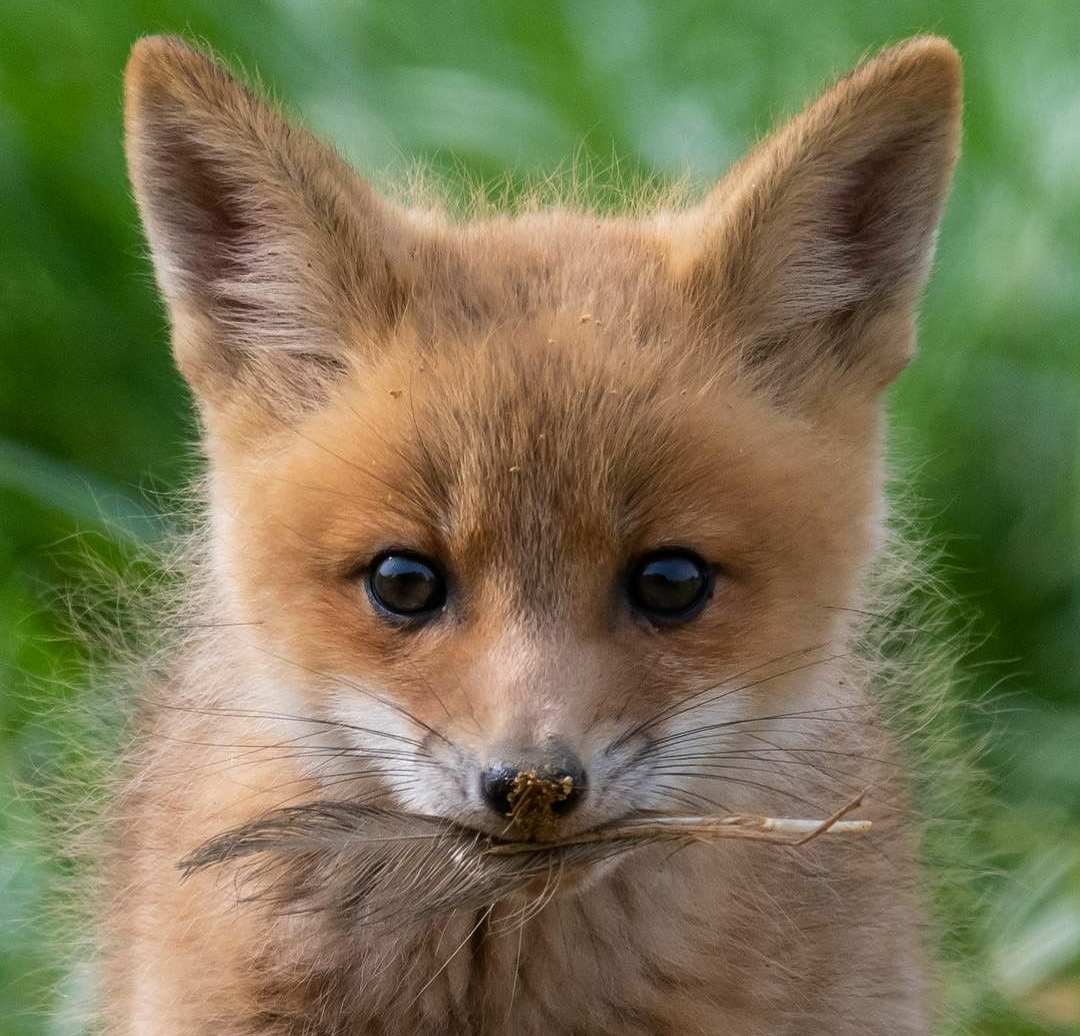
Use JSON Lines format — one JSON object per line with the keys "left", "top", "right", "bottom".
{"left": 485, "top": 792, "right": 870, "bottom": 857}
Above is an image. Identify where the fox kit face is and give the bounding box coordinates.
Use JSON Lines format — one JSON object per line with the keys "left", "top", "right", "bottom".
{"left": 227, "top": 324, "right": 877, "bottom": 836}
{"left": 125, "top": 38, "right": 960, "bottom": 840}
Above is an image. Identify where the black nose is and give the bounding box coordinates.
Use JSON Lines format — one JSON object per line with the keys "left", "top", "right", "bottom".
{"left": 479, "top": 758, "right": 586, "bottom": 819}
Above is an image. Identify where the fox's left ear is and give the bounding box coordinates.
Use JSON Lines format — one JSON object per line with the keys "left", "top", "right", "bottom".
{"left": 678, "top": 37, "right": 962, "bottom": 407}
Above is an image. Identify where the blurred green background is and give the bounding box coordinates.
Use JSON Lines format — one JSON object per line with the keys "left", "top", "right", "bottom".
{"left": 2, "top": 1, "right": 1078, "bottom": 1033}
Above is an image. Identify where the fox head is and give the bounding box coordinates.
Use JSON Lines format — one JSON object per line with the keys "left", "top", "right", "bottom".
{"left": 125, "top": 37, "right": 960, "bottom": 841}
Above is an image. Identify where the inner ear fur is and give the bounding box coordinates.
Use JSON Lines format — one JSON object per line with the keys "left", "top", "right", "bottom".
{"left": 677, "top": 37, "right": 962, "bottom": 407}
{"left": 124, "top": 36, "right": 413, "bottom": 418}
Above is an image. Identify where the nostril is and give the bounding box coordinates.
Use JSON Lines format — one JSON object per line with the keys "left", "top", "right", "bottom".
{"left": 549, "top": 778, "right": 583, "bottom": 815}
{"left": 479, "top": 759, "right": 587, "bottom": 820}
{"left": 479, "top": 765, "right": 519, "bottom": 817}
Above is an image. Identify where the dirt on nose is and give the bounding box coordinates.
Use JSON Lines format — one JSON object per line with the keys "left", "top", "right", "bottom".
{"left": 507, "top": 769, "right": 576, "bottom": 840}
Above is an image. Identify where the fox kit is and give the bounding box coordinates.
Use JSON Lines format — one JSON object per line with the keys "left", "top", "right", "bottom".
{"left": 108, "top": 34, "right": 962, "bottom": 1036}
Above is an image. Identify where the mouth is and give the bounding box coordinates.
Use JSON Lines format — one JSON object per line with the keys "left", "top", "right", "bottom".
{"left": 179, "top": 797, "right": 870, "bottom": 928}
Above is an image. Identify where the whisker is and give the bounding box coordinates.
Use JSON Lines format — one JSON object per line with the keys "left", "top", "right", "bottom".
{"left": 248, "top": 646, "right": 461, "bottom": 752}
{"left": 651, "top": 782, "right": 732, "bottom": 814}
{"left": 143, "top": 697, "right": 428, "bottom": 749}
{"left": 647, "top": 770, "right": 827, "bottom": 813}
{"left": 152, "top": 620, "right": 266, "bottom": 630}
{"left": 646, "top": 653, "right": 851, "bottom": 738}
{"left": 158, "top": 747, "right": 433, "bottom": 783}
{"left": 148, "top": 733, "right": 425, "bottom": 761}
{"left": 644, "top": 756, "right": 870, "bottom": 799}
{"left": 654, "top": 744, "right": 889, "bottom": 779}
{"left": 608, "top": 642, "right": 835, "bottom": 751}
{"left": 645, "top": 704, "right": 873, "bottom": 753}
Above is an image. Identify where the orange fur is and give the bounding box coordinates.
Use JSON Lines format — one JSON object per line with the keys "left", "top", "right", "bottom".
{"left": 108, "top": 34, "right": 962, "bottom": 1035}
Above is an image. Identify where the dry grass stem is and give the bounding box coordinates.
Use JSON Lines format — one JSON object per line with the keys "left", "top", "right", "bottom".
{"left": 485, "top": 793, "right": 871, "bottom": 856}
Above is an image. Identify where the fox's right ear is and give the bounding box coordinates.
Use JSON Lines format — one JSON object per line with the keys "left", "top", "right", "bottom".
{"left": 124, "top": 37, "right": 412, "bottom": 424}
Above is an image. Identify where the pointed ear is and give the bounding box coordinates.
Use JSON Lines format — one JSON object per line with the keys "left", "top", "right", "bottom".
{"left": 124, "top": 37, "right": 413, "bottom": 421}
{"left": 678, "top": 37, "right": 962, "bottom": 407}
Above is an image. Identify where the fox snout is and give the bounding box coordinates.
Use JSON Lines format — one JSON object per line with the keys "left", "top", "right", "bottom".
{"left": 478, "top": 749, "right": 587, "bottom": 839}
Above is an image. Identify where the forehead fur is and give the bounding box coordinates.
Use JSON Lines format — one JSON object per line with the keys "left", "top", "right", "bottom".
{"left": 397, "top": 208, "right": 683, "bottom": 341}
{"left": 226, "top": 309, "right": 872, "bottom": 631}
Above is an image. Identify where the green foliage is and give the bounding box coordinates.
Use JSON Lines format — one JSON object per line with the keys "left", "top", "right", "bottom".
{"left": 2, "top": 2, "right": 1078, "bottom": 1033}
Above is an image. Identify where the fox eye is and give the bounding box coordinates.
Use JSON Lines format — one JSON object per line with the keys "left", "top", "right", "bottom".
{"left": 367, "top": 553, "right": 446, "bottom": 620}
{"left": 627, "top": 550, "right": 713, "bottom": 624}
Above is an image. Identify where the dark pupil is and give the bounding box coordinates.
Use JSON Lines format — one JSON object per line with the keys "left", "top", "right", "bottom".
{"left": 370, "top": 555, "right": 443, "bottom": 615}
{"left": 632, "top": 553, "right": 707, "bottom": 615}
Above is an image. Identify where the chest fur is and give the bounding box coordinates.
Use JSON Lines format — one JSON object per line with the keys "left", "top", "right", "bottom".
{"left": 240, "top": 843, "right": 920, "bottom": 1036}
